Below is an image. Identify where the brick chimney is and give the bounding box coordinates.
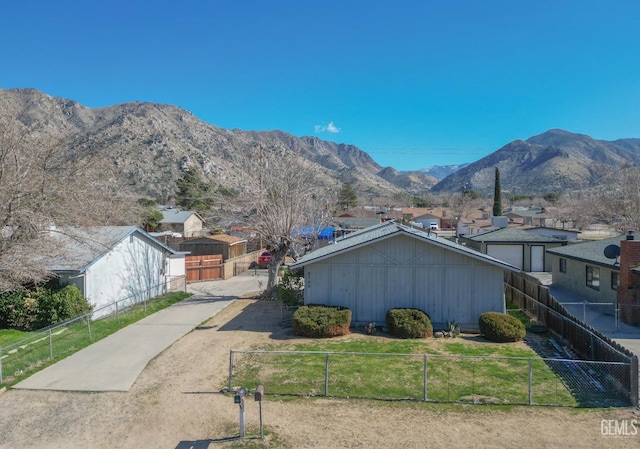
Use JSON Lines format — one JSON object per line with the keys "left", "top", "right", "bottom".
{"left": 617, "top": 230, "right": 640, "bottom": 325}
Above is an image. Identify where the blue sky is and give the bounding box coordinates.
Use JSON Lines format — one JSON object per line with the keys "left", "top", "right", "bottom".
{"left": 1, "top": 1, "right": 639, "bottom": 170}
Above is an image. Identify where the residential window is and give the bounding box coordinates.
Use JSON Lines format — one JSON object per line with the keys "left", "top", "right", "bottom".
{"left": 611, "top": 271, "right": 619, "bottom": 291}
{"left": 586, "top": 266, "right": 600, "bottom": 290}
{"left": 559, "top": 258, "right": 567, "bottom": 273}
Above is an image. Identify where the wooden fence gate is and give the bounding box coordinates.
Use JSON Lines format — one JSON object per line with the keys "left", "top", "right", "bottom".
{"left": 186, "top": 254, "right": 223, "bottom": 282}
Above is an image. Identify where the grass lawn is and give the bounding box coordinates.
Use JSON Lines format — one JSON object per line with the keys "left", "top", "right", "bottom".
{"left": 0, "top": 291, "right": 191, "bottom": 387}
{"left": 0, "top": 329, "right": 36, "bottom": 347}
{"left": 230, "top": 335, "right": 578, "bottom": 407}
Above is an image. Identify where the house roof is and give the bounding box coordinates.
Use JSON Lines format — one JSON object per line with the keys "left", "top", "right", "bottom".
{"left": 45, "top": 226, "right": 176, "bottom": 273}
{"left": 521, "top": 226, "right": 581, "bottom": 235}
{"left": 546, "top": 236, "right": 623, "bottom": 268}
{"left": 289, "top": 220, "right": 520, "bottom": 272}
{"left": 464, "top": 227, "right": 564, "bottom": 243}
{"left": 206, "top": 234, "right": 247, "bottom": 245}
{"left": 505, "top": 208, "right": 548, "bottom": 219}
{"left": 160, "top": 209, "right": 204, "bottom": 224}
{"left": 331, "top": 217, "right": 382, "bottom": 230}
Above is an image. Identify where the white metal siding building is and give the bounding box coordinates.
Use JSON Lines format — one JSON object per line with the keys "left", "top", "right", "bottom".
{"left": 290, "top": 221, "right": 519, "bottom": 330}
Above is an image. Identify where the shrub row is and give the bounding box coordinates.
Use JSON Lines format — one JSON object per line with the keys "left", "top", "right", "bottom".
{"left": 0, "top": 285, "right": 92, "bottom": 331}
{"left": 478, "top": 312, "right": 526, "bottom": 342}
{"left": 291, "top": 303, "right": 524, "bottom": 343}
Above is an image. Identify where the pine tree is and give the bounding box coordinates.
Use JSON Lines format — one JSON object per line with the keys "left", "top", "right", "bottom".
{"left": 175, "top": 167, "right": 216, "bottom": 212}
{"left": 493, "top": 167, "right": 503, "bottom": 217}
{"left": 338, "top": 182, "right": 358, "bottom": 210}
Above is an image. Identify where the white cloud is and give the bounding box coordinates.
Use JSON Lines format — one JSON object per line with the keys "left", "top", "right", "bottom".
{"left": 315, "top": 121, "right": 341, "bottom": 134}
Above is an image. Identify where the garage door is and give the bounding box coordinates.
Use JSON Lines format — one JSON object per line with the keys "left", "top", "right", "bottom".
{"left": 487, "top": 244, "right": 523, "bottom": 270}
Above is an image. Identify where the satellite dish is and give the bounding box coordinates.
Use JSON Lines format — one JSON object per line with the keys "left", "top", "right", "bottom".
{"left": 604, "top": 244, "right": 620, "bottom": 265}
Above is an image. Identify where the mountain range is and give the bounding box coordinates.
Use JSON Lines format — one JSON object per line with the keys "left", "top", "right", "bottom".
{"left": 431, "top": 129, "right": 640, "bottom": 195}
{"left": 2, "top": 87, "right": 639, "bottom": 200}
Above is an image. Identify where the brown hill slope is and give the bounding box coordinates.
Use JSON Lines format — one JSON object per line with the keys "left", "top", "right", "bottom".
{"left": 0, "top": 88, "right": 410, "bottom": 200}
{"left": 431, "top": 129, "right": 640, "bottom": 195}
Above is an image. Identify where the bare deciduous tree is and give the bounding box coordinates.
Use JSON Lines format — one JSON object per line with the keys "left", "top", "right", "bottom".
{"left": 0, "top": 117, "right": 138, "bottom": 290}
{"left": 232, "top": 147, "right": 333, "bottom": 289}
{"left": 587, "top": 164, "right": 640, "bottom": 233}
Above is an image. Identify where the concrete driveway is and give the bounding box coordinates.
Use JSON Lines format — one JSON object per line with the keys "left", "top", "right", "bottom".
{"left": 549, "top": 285, "right": 640, "bottom": 359}
{"left": 13, "top": 270, "right": 269, "bottom": 392}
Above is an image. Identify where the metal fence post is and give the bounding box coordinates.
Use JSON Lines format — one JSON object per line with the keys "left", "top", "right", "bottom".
{"left": 631, "top": 355, "right": 639, "bottom": 407}
{"left": 87, "top": 317, "right": 92, "bottom": 340}
{"left": 528, "top": 358, "right": 533, "bottom": 405}
{"left": 116, "top": 300, "right": 120, "bottom": 324}
{"left": 0, "top": 349, "right": 3, "bottom": 383}
{"left": 228, "top": 351, "right": 234, "bottom": 391}
{"left": 325, "top": 353, "right": 329, "bottom": 397}
{"left": 472, "top": 361, "right": 476, "bottom": 403}
{"left": 423, "top": 354, "right": 428, "bottom": 401}
{"left": 49, "top": 328, "right": 53, "bottom": 359}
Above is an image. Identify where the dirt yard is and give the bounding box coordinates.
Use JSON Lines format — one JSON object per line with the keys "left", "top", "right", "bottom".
{"left": 0, "top": 298, "right": 638, "bottom": 449}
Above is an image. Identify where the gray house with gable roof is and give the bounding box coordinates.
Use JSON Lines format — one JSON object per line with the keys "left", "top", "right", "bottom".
{"left": 460, "top": 227, "right": 567, "bottom": 272}
{"left": 546, "top": 236, "right": 623, "bottom": 305}
{"left": 289, "top": 221, "right": 519, "bottom": 331}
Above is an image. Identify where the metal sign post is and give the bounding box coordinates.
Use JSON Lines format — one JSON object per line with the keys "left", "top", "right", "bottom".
{"left": 234, "top": 387, "right": 246, "bottom": 437}
{"left": 254, "top": 385, "right": 264, "bottom": 439}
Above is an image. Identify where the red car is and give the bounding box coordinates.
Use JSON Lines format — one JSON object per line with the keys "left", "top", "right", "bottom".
{"left": 258, "top": 251, "right": 271, "bottom": 268}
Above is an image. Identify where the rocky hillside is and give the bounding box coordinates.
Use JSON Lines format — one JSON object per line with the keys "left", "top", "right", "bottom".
{"left": 4, "top": 88, "right": 639, "bottom": 201}
{"left": 431, "top": 129, "right": 640, "bottom": 195}
{"left": 377, "top": 166, "right": 438, "bottom": 193}
{"left": 0, "top": 88, "right": 412, "bottom": 201}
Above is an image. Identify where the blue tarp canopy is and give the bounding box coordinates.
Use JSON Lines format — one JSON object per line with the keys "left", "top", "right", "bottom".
{"left": 293, "top": 226, "right": 335, "bottom": 240}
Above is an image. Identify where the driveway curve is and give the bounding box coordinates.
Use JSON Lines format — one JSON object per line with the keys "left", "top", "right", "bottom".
{"left": 13, "top": 270, "right": 268, "bottom": 392}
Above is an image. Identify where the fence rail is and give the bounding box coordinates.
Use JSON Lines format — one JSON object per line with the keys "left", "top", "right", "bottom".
{"left": 0, "top": 277, "right": 186, "bottom": 384}
{"left": 228, "top": 350, "right": 632, "bottom": 407}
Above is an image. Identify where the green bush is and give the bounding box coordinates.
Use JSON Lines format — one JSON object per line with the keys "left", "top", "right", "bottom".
{"left": 292, "top": 305, "right": 351, "bottom": 338}
{"left": 278, "top": 268, "right": 304, "bottom": 306}
{"left": 0, "top": 290, "right": 37, "bottom": 330}
{"left": 0, "top": 285, "right": 92, "bottom": 331}
{"left": 478, "top": 312, "right": 526, "bottom": 343}
{"left": 35, "top": 285, "right": 92, "bottom": 329}
{"left": 386, "top": 308, "right": 433, "bottom": 338}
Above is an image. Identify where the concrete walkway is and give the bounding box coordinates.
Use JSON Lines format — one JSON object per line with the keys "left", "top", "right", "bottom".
{"left": 13, "top": 270, "right": 268, "bottom": 392}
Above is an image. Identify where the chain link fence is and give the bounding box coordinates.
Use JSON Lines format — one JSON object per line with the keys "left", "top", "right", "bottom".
{"left": 0, "top": 277, "right": 186, "bottom": 384}
{"left": 228, "top": 350, "right": 633, "bottom": 407}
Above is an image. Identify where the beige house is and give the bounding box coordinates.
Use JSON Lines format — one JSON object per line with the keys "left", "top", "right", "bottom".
{"left": 159, "top": 210, "right": 205, "bottom": 238}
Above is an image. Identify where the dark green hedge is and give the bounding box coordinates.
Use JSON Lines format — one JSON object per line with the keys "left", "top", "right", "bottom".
{"left": 0, "top": 285, "right": 92, "bottom": 331}
{"left": 478, "top": 312, "right": 526, "bottom": 343}
{"left": 292, "top": 305, "right": 351, "bottom": 338}
{"left": 386, "top": 308, "right": 433, "bottom": 338}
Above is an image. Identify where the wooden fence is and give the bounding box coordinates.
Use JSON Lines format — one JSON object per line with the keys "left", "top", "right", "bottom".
{"left": 505, "top": 271, "right": 638, "bottom": 406}
{"left": 185, "top": 255, "right": 223, "bottom": 282}
{"left": 504, "top": 271, "right": 634, "bottom": 363}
